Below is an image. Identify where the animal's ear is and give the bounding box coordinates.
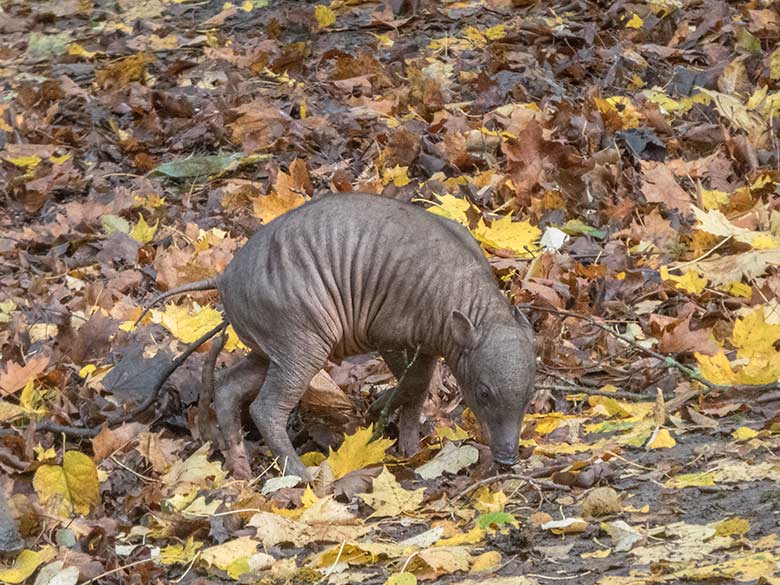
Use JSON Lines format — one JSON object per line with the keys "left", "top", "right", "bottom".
{"left": 512, "top": 305, "right": 531, "bottom": 327}
{"left": 451, "top": 310, "right": 479, "bottom": 350}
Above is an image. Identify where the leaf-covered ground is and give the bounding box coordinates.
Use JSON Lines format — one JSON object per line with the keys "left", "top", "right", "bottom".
{"left": 2, "top": 0, "right": 780, "bottom": 583}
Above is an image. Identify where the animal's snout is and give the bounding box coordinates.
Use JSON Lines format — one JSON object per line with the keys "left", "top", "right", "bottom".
{"left": 493, "top": 452, "right": 520, "bottom": 466}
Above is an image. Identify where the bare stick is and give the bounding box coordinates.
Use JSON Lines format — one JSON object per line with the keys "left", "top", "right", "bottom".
{"left": 35, "top": 321, "right": 227, "bottom": 438}
{"left": 528, "top": 305, "right": 780, "bottom": 396}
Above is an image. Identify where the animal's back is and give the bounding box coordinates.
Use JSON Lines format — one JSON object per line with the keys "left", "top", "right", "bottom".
{"left": 220, "top": 193, "right": 497, "bottom": 364}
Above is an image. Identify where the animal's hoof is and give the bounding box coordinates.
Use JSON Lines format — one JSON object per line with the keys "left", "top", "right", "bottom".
{"left": 226, "top": 443, "right": 253, "bottom": 480}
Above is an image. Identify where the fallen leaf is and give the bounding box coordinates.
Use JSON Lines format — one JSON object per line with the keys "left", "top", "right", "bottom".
{"left": 358, "top": 467, "right": 425, "bottom": 518}
{"left": 325, "top": 426, "right": 394, "bottom": 479}
{"left": 415, "top": 443, "right": 479, "bottom": 479}
{"left": 33, "top": 452, "right": 100, "bottom": 516}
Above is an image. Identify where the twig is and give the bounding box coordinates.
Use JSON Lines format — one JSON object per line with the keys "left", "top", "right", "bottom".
{"left": 83, "top": 558, "right": 153, "bottom": 584}
{"left": 34, "top": 322, "right": 227, "bottom": 438}
{"left": 671, "top": 235, "right": 732, "bottom": 271}
{"left": 528, "top": 305, "right": 780, "bottom": 397}
{"left": 538, "top": 384, "right": 661, "bottom": 401}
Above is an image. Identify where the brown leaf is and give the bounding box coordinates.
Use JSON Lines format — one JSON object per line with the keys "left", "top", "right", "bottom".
{"left": 136, "top": 431, "right": 184, "bottom": 474}
{"left": 92, "top": 422, "right": 148, "bottom": 462}
{"left": 640, "top": 161, "right": 691, "bottom": 211}
{"left": 0, "top": 353, "right": 49, "bottom": 395}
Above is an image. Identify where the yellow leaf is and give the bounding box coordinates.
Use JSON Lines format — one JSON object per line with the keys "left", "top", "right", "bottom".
{"left": 693, "top": 206, "right": 780, "bottom": 249}
{"left": 382, "top": 165, "right": 411, "bottom": 187}
{"left": 436, "top": 526, "right": 485, "bottom": 546}
{"left": 200, "top": 536, "right": 258, "bottom": 571}
{"left": 470, "top": 550, "right": 501, "bottom": 572}
{"left": 475, "top": 215, "right": 541, "bottom": 258}
{"left": 0, "top": 400, "right": 24, "bottom": 422}
{"left": 732, "top": 306, "right": 780, "bottom": 359}
{"left": 625, "top": 13, "right": 643, "bottom": 28}
{"left": 472, "top": 486, "right": 506, "bottom": 514}
{"left": 33, "top": 451, "right": 100, "bottom": 516}
{"left": 385, "top": 572, "right": 417, "bottom": 585}
{"left": 68, "top": 43, "right": 98, "bottom": 58}
{"left": 695, "top": 351, "right": 739, "bottom": 385}
{"left": 720, "top": 281, "right": 752, "bottom": 298}
{"left": 581, "top": 548, "right": 611, "bottom": 559}
{"left": 732, "top": 426, "right": 758, "bottom": 441}
{"left": 150, "top": 304, "right": 245, "bottom": 352}
{"left": 133, "top": 194, "right": 166, "bottom": 209}
{"left": 159, "top": 536, "right": 203, "bottom": 565}
{"left": 358, "top": 467, "right": 425, "bottom": 518}
{"left": 315, "top": 540, "right": 407, "bottom": 567}
{"left": 425, "top": 194, "right": 474, "bottom": 224}
{"left": 484, "top": 24, "right": 506, "bottom": 40}
{"left": 241, "top": 0, "right": 253, "bottom": 10}
{"left": 300, "top": 451, "right": 326, "bottom": 467}
{"left": 314, "top": 5, "right": 336, "bottom": 29}
{"left": 19, "top": 378, "right": 47, "bottom": 418}
{"left": 771, "top": 47, "right": 780, "bottom": 81}
{"left": 33, "top": 444, "right": 56, "bottom": 462}
{"left": 587, "top": 396, "right": 653, "bottom": 419}
{"left": 659, "top": 266, "right": 707, "bottom": 294}
{"left": 371, "top": 33, "right": 395, "bottom": 48}
{"left": 700, "top": 188, "right": 729, "bottom": 210}
{"left": 129, "top": 214, "right": 158, "bottom": 244}
{"left": 0, "top": 548, "right": 57, "bottom": 584}
{"left": 251, "top": 191, "right": 306, "bottom": 223}
{"left": 5, "top": 155, "right": 41, "bottom": 171}
{"left": 594, "top": 96, "right": 640, "bottom": 129}
{"left": 325, "top": 425, "right": 394, "bottom": 479}
{"left": 434, "top": 424, "right": 470, "bottom": 441}
{"left": 664, "top": 472, "right": 716, "bottom": 489}
{"left": 669, "top": 552, "right": 778, "bottom": 582}
{"left": 646, "top": 428, "right": 676, "bottom": 449}
{"left": 161, "top": 443, "right": 225, "bottom": 492}
{"left": 714, "top": 517, "right": 750, "bottom": 537}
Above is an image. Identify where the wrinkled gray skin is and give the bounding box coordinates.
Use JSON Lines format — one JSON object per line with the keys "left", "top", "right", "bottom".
{"left": 0, "top": 493, "right": 23, "bottom": 557}
{"left": 162, "top": 194, "right": 536, "bottom": 479}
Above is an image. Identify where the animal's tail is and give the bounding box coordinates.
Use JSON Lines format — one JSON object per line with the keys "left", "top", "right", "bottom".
{"left": 134, "top": 276, "right": 220, "bottom": 327}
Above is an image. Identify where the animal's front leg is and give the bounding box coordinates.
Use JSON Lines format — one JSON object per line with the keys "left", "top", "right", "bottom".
{"left": 250, "top": 360, "right": 321, "bottom": 480}
{"left": 377, "top": 350, "right": 437, "bottom": 456}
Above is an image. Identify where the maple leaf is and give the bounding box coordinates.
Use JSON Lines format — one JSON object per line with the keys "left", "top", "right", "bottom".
{"left": 358, "top": 467, "right": 425, "bottom": 518}
{"left": 693, "top": 207, "right": 780, "bottom": 249}
{"left": 129, "top": 213, "right": 158, "bottom": 244}
{"left": 314, "top": 5, "right": 336, "bottom": 29}
{"left": 660, "top": 266, "right": 708, "bottom": 294}
{"left": 161, "top": 443, "right": 225, "bottom": 493}
{"left": 150, "top": 303, "right": 245, "bottom": 351}
{"left": 325, "top": 425, "right": 394, "bottom": 479}
{"left": 475, "top": 215, "right": 541, "bottom": 258}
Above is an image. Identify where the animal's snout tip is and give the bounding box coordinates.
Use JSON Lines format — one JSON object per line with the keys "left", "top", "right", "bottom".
{"left": 493, "top": 454, "right": 520, "bottom": 466}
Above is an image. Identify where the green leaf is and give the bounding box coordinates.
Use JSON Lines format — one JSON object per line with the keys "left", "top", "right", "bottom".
{"left": 101, "top": 214, "right": 131, "bottom": 235}
{"left": 153, "top": 153, "right": 245, "bottom": 178}
{"left": 476, "top": 511, "right": 518, "bottom": 531}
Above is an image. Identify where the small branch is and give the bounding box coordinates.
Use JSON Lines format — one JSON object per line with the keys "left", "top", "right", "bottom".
{"left": 34, "top": 322, "right": 227, "bottom": 439}
{"left": 538, "top": 384, "right": 660, "bottom": 401}
{"left": 527, "top": 305, "right": 780, "bottom": 397}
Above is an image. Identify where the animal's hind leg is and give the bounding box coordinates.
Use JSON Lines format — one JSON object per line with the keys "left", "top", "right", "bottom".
{"left": 250, "top": 357, "right": 324, "bottom": 480}
{"left": 213, "top": 353, "right": 268, "bottom": 479}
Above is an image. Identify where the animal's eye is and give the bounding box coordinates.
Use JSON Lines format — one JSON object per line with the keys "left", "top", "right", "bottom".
{"left": 479, "top": 385, "right": 491, "bottom": 400}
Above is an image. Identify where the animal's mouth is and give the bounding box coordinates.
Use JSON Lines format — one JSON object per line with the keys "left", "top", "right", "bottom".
{"left": 493, "top": 453, "right": 520, "bottom": 466}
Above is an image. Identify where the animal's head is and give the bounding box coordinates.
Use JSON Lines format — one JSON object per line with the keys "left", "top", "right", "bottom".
{"left": 450, "top": 307, "right": 536, "bottom": 466}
